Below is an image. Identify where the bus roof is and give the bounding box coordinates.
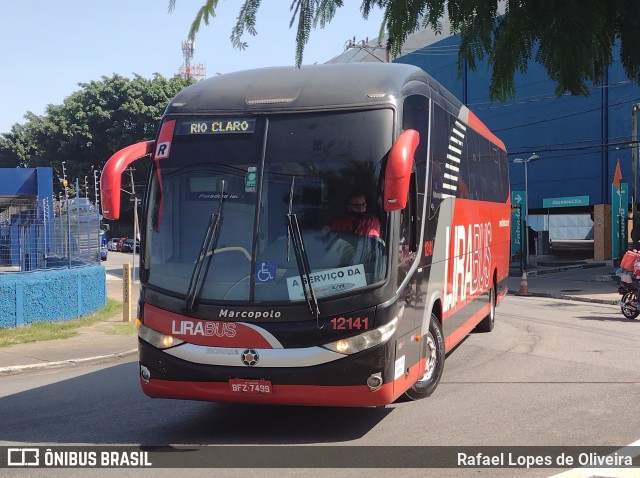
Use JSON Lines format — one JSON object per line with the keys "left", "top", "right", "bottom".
{"left": 165, "top": 63, "right": 464, "bottom": 116}
{"left": 163, "top": 62, "right": 504, "bottom": 151}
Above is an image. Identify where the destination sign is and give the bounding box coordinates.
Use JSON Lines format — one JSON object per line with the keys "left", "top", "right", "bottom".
{"left": 176, "top": 118, "right": 256, "bottom": 135}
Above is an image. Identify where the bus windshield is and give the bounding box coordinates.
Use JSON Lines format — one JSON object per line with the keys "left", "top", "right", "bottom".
{"left": 144, "top": 109, "right": 392, "bottom": 304}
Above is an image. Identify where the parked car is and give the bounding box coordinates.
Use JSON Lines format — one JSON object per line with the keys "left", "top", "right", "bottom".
{"left": 107, "top": 238, "right": 120, "bottom": 251}
{"left": 121, "top": 238, "right": 140, "bottom": 253}
{"left": 115, "top": 237, "right": 126, "bottom": 252}
{"left": 100, "top": 245, "right": 108, "bottom": 261}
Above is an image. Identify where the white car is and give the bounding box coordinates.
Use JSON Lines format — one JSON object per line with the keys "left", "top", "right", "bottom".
{"left": 107, "top": 238, "right": 120, "bottom": 251}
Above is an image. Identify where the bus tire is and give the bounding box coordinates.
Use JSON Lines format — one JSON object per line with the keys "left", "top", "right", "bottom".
{"left": 475, "top": 282, "right": 496, "bottom": 333}
{"left": 403, "top": 312, "right": 445, "bottom": 401}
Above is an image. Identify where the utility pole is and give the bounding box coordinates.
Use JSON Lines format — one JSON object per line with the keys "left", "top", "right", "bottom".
{"left": 93, "top": 167, "right": 100, "bottom": 211}
{"left": 61, "top": 162, "right": 69, "bottom": 199}
{"left": 128, "top": 168, "right": 139, "bottom": 282}
{"left": 513, "top": 154, "right": 540, "bottom": 271}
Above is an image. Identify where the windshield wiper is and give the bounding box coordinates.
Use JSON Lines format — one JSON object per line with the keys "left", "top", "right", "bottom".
{"left": 185, "top": 180, "right": 225, "bottom": 311}
{"left": 286, "top": 176, "right": 321, "bottom": 324}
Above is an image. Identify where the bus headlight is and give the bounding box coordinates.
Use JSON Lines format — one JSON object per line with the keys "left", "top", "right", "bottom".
{"left": 138, "top": 323, "right": 184, "bottom": 349}
{"left": 323, "top": 317, "right": 398, "bottom": 355}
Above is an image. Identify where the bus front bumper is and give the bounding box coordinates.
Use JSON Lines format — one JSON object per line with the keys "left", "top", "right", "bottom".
{"left": 138, "top": 338, "right": 424, "bottom": 407}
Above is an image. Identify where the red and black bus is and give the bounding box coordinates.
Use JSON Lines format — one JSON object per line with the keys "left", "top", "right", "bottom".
{"left": 101, "top": 63, "right": 510, "bottom": 406}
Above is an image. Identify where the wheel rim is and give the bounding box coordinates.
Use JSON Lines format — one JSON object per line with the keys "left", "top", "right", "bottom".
{"left": 621, "top": 292, "right": 638, "bottom": 317}
{"left": 417, "top": 331, "right": 437, "bottom": 384}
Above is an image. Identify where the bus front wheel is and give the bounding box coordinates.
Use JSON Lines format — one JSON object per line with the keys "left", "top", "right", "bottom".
{"left": 403, "top": 312, "right": 445, "bottom": 401}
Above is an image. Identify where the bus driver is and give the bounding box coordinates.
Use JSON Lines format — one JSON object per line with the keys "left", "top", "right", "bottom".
{"left": 323, "top": 191, "right": 381, "bottom": 237}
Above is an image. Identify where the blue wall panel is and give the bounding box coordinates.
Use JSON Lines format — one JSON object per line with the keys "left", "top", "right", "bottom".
{"left": 0, "top": 169, "right": 38, "bottom": 195}
{"left": 0, "top": 282, "right": 17, "bottom": 326}
{"left": 0, "top": 265, "right": 106, "bottom": 327}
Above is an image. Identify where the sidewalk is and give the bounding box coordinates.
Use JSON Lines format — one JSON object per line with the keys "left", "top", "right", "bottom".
{"left": 0, "top": 270, "right": 140, "bottom": 375}
{"left": 506, "top": 256, "right": 621, "bottom": 305}
{"left": 0, "top": 257, "right": 623, "bottom": 376}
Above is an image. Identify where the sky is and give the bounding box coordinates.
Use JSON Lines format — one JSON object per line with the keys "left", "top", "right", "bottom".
{"left": 0, "top": 1, "right": 385, "bottom": 134}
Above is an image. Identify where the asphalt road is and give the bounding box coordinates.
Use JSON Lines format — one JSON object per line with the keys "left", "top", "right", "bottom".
{"left": 1, "top": 294, "right": 639, "bottom": 477}
{"left": 102, "top": 249, "right": 141, "bottom": 279}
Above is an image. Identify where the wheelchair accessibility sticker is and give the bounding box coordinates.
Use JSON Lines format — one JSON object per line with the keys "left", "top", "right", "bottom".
{"left": 255, "top": 261, "right": 275, "bottom": 282}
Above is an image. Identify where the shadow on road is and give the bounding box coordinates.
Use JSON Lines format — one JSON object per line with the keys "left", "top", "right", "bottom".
{"left": 577, "top": 315, "right": 640, "bottom": 324}
{"left": 0, "top": 362, "right": 393, "bottom": 445}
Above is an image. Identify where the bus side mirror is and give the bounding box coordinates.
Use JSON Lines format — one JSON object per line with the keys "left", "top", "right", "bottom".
{"left": 383, "top": 129, "right": 419, "bottom": 212}
{"left": 100, "top": 140, "right": 155, "bottom": 219}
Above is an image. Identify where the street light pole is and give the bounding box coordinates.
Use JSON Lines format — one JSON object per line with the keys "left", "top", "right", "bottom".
{"left": 513, "top": 153, "right": 539, "bottom": 270}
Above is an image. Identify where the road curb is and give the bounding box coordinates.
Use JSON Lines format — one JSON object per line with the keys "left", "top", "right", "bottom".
{"left": 507, "top": 290, "right": 619, "bottom": 305}
{"left": 526, "top": 262, "right": 608, "bottom": 276}
{"left": 0, "top": 349, "right": 138, "bottom": 376}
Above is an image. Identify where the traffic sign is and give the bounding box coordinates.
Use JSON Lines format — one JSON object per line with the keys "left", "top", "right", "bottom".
{"left": 510, "top": 191, "right": 525, "bottom": 267}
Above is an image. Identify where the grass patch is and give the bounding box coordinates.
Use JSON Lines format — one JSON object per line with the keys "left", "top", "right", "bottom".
{"left": 0, "top": 299, "right": 123, "bottom": 348}
{"left": 107, "top": 322, "right": 137, "bottom": 335}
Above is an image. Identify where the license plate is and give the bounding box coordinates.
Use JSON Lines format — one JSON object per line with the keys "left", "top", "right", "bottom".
{"left": 229, "top": 378, "right": 272, "bottom": 394}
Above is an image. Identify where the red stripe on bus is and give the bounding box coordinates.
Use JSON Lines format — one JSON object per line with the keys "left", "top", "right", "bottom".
{"left": 441, "top": 197, "right": 511, "bottom": 320}
{"left": 465, "top": 109, "right": 506, "bottom": 152}
{"left": 445, "top": 304, "right": 491, "bottom": 352}
{"left": 143, "top": 303, "right": 278, "bottom": 348}
{"left": 152, "top": 120, "right": 176, "bottom": 229}
{"left": 154, "top": 119, "right": 175, "bottom": 158}
{"left": 140, "top": 358, "right": 426, "bottom": 406}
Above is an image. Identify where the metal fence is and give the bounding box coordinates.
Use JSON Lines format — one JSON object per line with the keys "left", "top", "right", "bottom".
{"left": 0, "top": 196, "right": 102, "bottom": 273}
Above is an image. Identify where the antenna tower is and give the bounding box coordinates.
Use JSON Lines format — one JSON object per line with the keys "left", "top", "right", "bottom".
{"left": 179, "top": 40, "right": 206, "bottom": 80}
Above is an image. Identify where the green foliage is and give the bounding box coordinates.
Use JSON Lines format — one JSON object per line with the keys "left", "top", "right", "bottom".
{"left": 170, "top": 0, "right": 640, "bottom": 101}
{"left": 0, "top": 74, "right": 194, "bottom": 193}
{"left": 231, "top": 0, "right": 260, "bottom": 50}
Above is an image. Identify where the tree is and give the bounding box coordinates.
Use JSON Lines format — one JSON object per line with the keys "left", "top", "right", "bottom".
{"left": 170, "top": 0, "right": 640, "bottom": 101}
{"left": 0, "top": 74, "right": 194, "bottom": 192}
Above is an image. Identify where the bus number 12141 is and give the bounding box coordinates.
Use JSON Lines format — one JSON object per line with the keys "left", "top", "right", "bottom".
{"left": 330, "top": 316, "right": 370, "bottom": 330}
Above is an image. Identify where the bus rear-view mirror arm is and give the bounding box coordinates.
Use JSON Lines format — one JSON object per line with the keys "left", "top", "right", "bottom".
{"left": 383, "top": 129, "right": 419, "bottom": 211}
{"left": 100, "top": 140, "right": 155, "bottom": 220}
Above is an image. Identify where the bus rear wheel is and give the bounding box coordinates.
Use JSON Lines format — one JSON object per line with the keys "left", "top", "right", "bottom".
{"left": 475, "top": 282, "right": 496, "bottom": 333}
{"left": 403, "top": 312, "right": 444, "bottom": 401}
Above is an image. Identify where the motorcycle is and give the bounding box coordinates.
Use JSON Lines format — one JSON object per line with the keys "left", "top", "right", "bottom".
{"left": 618, "top": 281, "right": 640, "bottom": 319}
{"left": 616, "top": 249, "right": 640, "bottom": 320}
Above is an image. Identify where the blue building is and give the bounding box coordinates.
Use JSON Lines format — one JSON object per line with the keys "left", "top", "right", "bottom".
{"left": 0, "top": 168, "right": 54, "bottom": 270}
{"left": 330, "top": 25, "right": 640, "bottom": 260}
{"left": 0, "top": 168, "right": 106, "bottom": 327}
